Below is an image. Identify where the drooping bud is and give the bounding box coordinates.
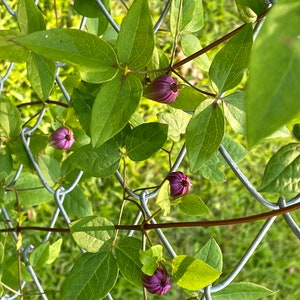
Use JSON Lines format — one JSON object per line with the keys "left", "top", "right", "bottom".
{"left": 142, "top": 267, "right": 171, "bottom": 295}
{"left": 143, "top": 74, "right": 179, "bottom": 104}
{"left": 50, "top": 127, "right": 74, "bottom": 150}
{"left": 167, "top": 171, "right": 192, "bottom": 197}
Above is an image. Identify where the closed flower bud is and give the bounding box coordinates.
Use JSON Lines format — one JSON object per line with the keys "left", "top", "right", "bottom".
{"left": 142, "top": 267, "right": 171, "bottom": 295}
{"left": 143, "top": 74, "right": 179, "bottom": 104}
{"left": 167, "top": 171, "right": 192, "bottom": 197}
{"left": 50, "top": 127, "right": 74, "bottom": 150}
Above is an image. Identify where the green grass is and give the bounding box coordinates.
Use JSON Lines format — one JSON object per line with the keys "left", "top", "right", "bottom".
{"left": 1, "top": 1, "right": 299, "bottom": 299}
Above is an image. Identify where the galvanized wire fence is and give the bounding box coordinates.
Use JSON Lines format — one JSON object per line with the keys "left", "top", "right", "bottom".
{"left": 0, "top": 1, "right": 300, "bottom": 299}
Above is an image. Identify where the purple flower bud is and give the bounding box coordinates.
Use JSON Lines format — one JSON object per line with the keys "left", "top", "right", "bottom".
{"left": 167, "top": 171, "right": 192, "bottom": 197}
{"left": 142, "top": 267, "right": 171, "bottom": 295}
{"left": 50, "top": 127, "right": 74, "bottom": 150}
{"left": 143, "top": 74, "right": 179, "bottom": 104}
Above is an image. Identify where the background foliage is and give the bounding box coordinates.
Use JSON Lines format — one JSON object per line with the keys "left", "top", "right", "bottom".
{"left": 0, "top": 0, "right": 300, "bottom": 299}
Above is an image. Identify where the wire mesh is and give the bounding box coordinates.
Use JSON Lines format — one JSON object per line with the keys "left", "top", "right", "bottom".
{"left": 0, "top": 1, "right": 300, "bottom": 299}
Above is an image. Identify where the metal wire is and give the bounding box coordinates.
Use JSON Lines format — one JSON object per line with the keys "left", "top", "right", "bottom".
{"left": 0, "top": 1, "right": 299, "bottom": 299}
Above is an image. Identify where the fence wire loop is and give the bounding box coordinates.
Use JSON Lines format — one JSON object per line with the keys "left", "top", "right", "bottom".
{"left": 0, "top": 1, "right": 299, "bottom": 299}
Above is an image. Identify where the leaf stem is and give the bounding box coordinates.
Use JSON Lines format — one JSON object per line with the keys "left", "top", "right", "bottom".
{"left": 4, "top": 194, "right": 299, "bottom": 234}
{"left": 170, "top": 7, "right": 271, "bottom": 70}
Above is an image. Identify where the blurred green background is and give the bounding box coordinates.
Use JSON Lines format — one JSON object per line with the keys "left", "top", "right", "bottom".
{"left": 1, "top": 0, "right": 299, "bottom": 299}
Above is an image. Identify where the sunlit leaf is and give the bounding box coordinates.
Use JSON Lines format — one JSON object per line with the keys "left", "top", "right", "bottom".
{"left": 47, "top": 238, "right": 63, "bottom": 264}
{"left": 157, "top": 107, "right": 191, "bottom": 142}
{"left": 170, "top": 0, "right": 203, "bottom": 35}
{"left": 29, "top": 243, "right": 49, "bottom": 267}
{"left": 246, "top": 1, "right": 300, "bottom": 146}
{"left": 139, "top": 245, "right": 163, "bottom": 275}
{"left": 223, "top": 91, "right": 246, "bottom": 135}
{"left": 37, "top": 154, "right": 61, "bottom": 187}
{"left": 172, "top": 255, "right": 221, "bottom": 290}
{"left": 17, "top": 0, "right": 46, "bottom": 33}
{"left": 71, "top": 216, "right": 115, "bottom": 253}
{"left": 212, "top": 282, "right": 276, "bottom": 299}
{"left": 177, "top": 194, "right": 210, "bottom": 216}
{"left": 0, "top": 30, "right": 29, "bottom": 62}
{"left": 156, "top": 181, "right": 171, "bottom": 216}
{"left": 181, "top": 34, "right": 210, "bottom": 72}
{"left": 235, "top": 0, "right": 266, "bottom": 23}
{"left": 0, "top": 95, "right": 22, "bottom": 138}
{"left": 171, "top": 86, "right": 206, "bottom": 111}
{"left": 209, "top": 24, "right": 253, "bottom": 93}
{"left": 260, "top": 143, "right": 300, "bottom": 193}
{"left": 117, "top": 0, "right": 154, "bottom": 69}
{"left": 194, "top": 238, "right": 223, "bottom": 272}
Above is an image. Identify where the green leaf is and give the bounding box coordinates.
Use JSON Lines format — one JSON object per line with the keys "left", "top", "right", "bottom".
{"left": 64, "top": 187, "right": 93, "bottom": 218}
{"left": 125, "top": 122, "right": 168, "bottom": 161}
{"left": 199, "top": 136, "right": 247, "bottom": 182}
{"left": 170, "top": 0, "right": 203, "bottom": 35}
{"left": 186, "top": 99, "right": 225, "bottom": 172}
{"left": 293, "top": 124, "right": 300, "bottom": 141}
{"left": 156, "top": 181, "right": 171, "bottom": 216}
{"left": 27, "top": 53, "right": 56, "bottom": 100}
{"left": 61, "top": 245, "right": 118, "bottom": 300}
{"left": 29, "top": 243, "right": 50, "bottom": 267}
{"left": 199, "top": 159, "right": 226, "bottom": 182}
{"left": 172, "top": 255, "right": 221, "bottom": 290}
{"left": 0, "top": 149, "right": 13, "bottom": 181}
{"left": 85, "top": 17, "right": 108, "bottom": 37}
{"left": 246, "top": 1, "right": 300, "bottom": 147}
{"left": 115, "top": 237, "right": 143, "bottom": 287}
{"left": 212, "top": 282, "right": 276, "bottom": 300}
{"left": 193, "top": 238, "right": 223, "bottom": 272}
{"left": 117, "top": 0, "right": 154, "bottom": 69}
{"left": 171, "top": 86, "right": 206, "bottom": 111}
{"left": 0, "top": 242, "right": 4, "bottom": 263}
{"left": 157, "top": 107, "right": 191, "bottom": 142}
{"left": 68, "top": 143, "right": 121, "bottom": 178}
{"left": 17, "top": 0, "right": 46, "bottom": 34}
{"left": 177, "top": 193, "right": 210, "bottom": 216}
{"left": 72, "top": 88, "right": 95, "bottom": 137}
{"left": 74, "top": 0, "right": 108, "bottom": 18}
{"left": 91, "top": 73, "right": 142, "bottom": 147}
{"left": 7, "top": 135, "right": 48, "bottom": 170}
{"left": 139, "top": 245, "right": 163, "bottom": 275}
{"left": 13, "top": 28, "right": 118, "bottom": 83}
{"left": 70, "top": 216, "right": 115, "bottom": 253}
{"left": 260, "top": 143, "right": 300, "bottom": 193}
{"left": 235, "top": 0, "right": 266, "bottom": 23}
{"left": 209, "top": 24, "right": 253, "bottom": 93}
{"left": 223, "top": 91, "right": 246, "bottom": 135}
{"left": 47, "top": 238, "right": 63, "bottom": 264}
{"left": 181, "top": 34, "right": 210, "bottom": 72}
{"left": 37, "top": 155, "right": 61, "bottom": 186}
{"left": 0, "top": 30, "right": 29, "bottom": 62}
{"left": 1, "top": 256, "right": 33, "bottom": 291}
{"left": 4, "top": 173, "right": 52, "bottom": 206}
{"left": 0, "top": 95, "right": 22, "bottom": 138}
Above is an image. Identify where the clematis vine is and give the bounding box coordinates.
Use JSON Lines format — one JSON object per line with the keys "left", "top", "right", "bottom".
{"left": 50, "top": 127, "right": 74, "bottom": 150}
{"left": 142, "top": 267, "right": 171, "bottom": 295}
{"left": 167, "top": 171, "right": 192, "bottom": 197}
{"left": 143, "top": 74, "right": 179, "bottom": 104}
